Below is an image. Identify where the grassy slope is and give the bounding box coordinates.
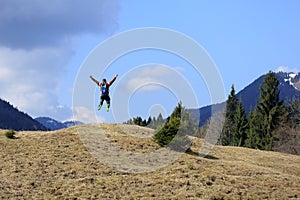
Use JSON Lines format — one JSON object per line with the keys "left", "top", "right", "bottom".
{"left": 0, "top": 124, "right": 299, "bottom": 200}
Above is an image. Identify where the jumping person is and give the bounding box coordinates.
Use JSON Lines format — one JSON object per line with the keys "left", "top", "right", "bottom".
{"left": 90, "top": 74, "right": 118, "bottom": 111}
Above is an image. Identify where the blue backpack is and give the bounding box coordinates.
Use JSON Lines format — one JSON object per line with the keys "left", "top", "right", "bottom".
{"left": 101, "top": 84, "right": 108, "bottom": 96}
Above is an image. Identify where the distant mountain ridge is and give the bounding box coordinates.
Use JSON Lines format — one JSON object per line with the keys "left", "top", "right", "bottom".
{"left": 0, "top": 98, "right": 83, "bottom": 131}
{"left": 192, "top": 72, "right": 300, "bottom": 126}
{"left": 237, "top": 72, "right": 300, "bottom": 113}
{"left": 35, "top": 117, "right": 83, "bottom": 131}
{"left": 0, "top": 98, "right": 47, "bottom": 131}
{"left": 64, "top": 120, "right": 84, "bottom": 128}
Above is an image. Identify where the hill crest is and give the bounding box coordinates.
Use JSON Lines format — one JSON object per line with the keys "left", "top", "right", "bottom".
{"left": 1, "top": 123, "right": 299, "bottom": 199}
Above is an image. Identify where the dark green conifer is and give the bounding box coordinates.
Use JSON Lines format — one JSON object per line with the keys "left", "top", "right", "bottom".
{"left": 247, "top": 71, "right": 284, "bottom": 150}
{"left": 221, "top": 85, "right": 238, "bottom": 145}
{"left": 232, "top": 99, "right": 248, "bottom": 146}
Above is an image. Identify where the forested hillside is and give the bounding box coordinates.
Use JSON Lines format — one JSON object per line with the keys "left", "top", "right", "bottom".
{"left": 0, "top": 98, "right": 47, "bottom": 131}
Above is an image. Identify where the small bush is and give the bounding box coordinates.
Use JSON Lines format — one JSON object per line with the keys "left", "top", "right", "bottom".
{"left": 154, "top": 102, "right": 199, "bottom": 151}
{"left": 154, "top": 117, "right": 181, "bottom": 146}
{"left": 5, "top": 130, "right": 16, "bottom": 139}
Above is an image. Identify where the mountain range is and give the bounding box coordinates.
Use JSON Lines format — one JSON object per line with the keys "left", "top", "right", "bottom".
{"left": 0, "top": 99, "right": 47, "bottom": 131}
{"left": 191, "top": 72, "right": 300, "bottom": 126}
{"left": 0, "top": 99, "right": 83, "bottom": 131}
{"left": 1, "top": 71, "right": 300, "bottom": 130}
{"left": 35, "top": 117, "right": 83, "bottom": 131}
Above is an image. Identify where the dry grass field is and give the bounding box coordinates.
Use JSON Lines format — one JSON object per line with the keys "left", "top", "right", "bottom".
{"left": 0, "top": 124, "right": 300, "bottom": 199}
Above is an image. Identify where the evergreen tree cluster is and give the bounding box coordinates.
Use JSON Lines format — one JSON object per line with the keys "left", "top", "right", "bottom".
{"left": 220, "top": 71, "right": 290, "bottom": 151}
{"left": 125, "top": 113, "right": 164, "bottom": 129}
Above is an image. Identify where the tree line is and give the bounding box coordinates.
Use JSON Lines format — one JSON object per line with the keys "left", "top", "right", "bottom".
{"left": 124, "top": 113, "right": 164, "bottom": 129}
{"left": 219, "top": 71, "right": 299, "bottom": 151}
{"left": 126, "top": 71, "right": 300, "bottom": 154}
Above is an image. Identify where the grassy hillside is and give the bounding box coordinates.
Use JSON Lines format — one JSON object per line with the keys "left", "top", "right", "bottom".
{"left": 0, "top": 124, "right": 299, "bottom": 199}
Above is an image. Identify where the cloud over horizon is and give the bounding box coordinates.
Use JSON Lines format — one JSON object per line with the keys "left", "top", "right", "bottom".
{"left": 0, "top": 0, "right": 121, "bottom": 121}
{"left": 0, "top": 46, "right": 73, "bottom": 120}
{"left": 275, "top": 66, "right": 300, "bottom": 73}
{"left": 73, "top": 106, "right": 105, "bottom": 124}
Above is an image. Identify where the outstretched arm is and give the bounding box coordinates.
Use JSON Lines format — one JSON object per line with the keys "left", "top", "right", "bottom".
{"left": 108, "top": 74, "right": 118, "bottom": 85}
{"left": 89, "top": 75, "right": 100, "bottom": 86}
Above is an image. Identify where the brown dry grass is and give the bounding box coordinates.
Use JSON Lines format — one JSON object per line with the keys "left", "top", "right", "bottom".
{"left": 0, "top": 124, "right": 300, "bottom": 200}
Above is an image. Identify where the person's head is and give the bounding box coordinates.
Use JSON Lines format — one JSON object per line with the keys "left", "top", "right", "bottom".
{"left": 102, "top": 78, "right": 107, "bottom": 83}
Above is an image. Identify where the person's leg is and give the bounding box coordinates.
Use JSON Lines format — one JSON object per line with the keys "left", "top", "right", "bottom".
{"left": 105, "top": 96, "right": 111, "bottom": 111}
{"left": 99, "top": 96, "right": 105, "bottom": 110}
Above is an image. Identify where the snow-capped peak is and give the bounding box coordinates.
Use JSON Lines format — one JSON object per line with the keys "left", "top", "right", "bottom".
{"left": 289, "top": 73, "right": 297, "bottom": 79}
{"left": 283, "top": 72, "right": 300, "bottom": 91}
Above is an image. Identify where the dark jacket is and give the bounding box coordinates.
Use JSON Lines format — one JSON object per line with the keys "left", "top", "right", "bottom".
{"left": 90, "top": 75, "right": 117, "bottom": 96}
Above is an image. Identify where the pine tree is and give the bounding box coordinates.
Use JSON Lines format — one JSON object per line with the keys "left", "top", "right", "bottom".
{"left": 126, "top": 118, "right": 133, "bottom": 125}
{"left": 248, "top": 71, "right": 284, "bottom": 150}
{"left": 146, "top": 116, "right": 152, "bottom": 126}
{"left": 232, "top": 99, "right": 248, "bottom": 146}
{"left": 133, "top": 116, "right": 143, "bottom": 126}
{"left": 157, "top": 113, "right": 164, "bottom": 124}
{"left": 245, "top": 111, "right": 256, "bottom": 148}
{"left": 153, "top": 102, "right": 196, "bottom": 150}
{"left": 170, "top": 101, "right": 182, "bottom": 119}
{"left": 287, "top": 100, "right": 300, "bottom": 127}
{"left": 149, "top": 116, "right": 157, "bottom": 129}
{"left": 154, "top": 102, "right": 182, "bottom": 146}
{"left": 141, "top": 119, "right": 147, "bottom": 126}
{"left": 221, "top": 84, "right": 238, "bottom": 145}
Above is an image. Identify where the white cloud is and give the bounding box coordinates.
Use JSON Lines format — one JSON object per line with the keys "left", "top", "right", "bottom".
{"left": 126, "top": 65, "right": 185, "bottom": 92}
{"left": 127, "top": 77, "right": 162, "bottom": 92}
{"left": 173, "top": 66, "right": 186, "bottom": 73}
{"left": 0, "top": 1, "right": 121, "bottom": 121}
{"left": 0, "top": 46, "right": 73, "bottom": 120}
{"left": 275, "top": 66, "right": 300, "bottom": 73}
{"left": 0, "top": 67, "right": 13, "bottom": 82}
{"left": 72, "top": 106, "right": 105, "bottom": 124}
{"left": 113, "top": 64, "right": 199, "bottom": 110}
{"left": 139, "top": 65, "right": 175, "bottom": 77}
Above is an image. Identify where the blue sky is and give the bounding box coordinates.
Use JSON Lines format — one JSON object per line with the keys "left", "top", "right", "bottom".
{"left": 0, "top": 0, "right": 300, "bottom": 123}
